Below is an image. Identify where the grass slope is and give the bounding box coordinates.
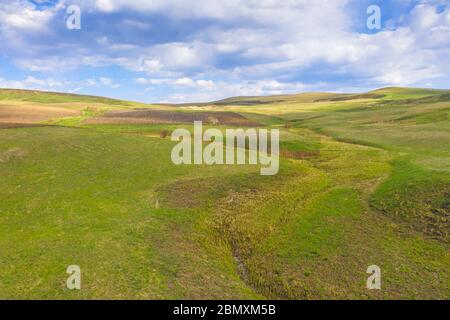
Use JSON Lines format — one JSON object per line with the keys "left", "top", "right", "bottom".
{"left": 0, "top": 87, "right": 448, "bottom": 299}
{"left": 0, "top": 89, "right": 131, "bottom": 105}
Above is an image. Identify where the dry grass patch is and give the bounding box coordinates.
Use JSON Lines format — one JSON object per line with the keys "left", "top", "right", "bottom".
{"left": 86, "top": 109, "right": 259, "bottom": 126}
{"left": 0, "top": 147, "right": 26, "bottom": 163}
{"left": 0, "top": 104, "right": 81, "bottom": 124}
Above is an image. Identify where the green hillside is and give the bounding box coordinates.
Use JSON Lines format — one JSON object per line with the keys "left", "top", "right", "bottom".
{"left": 0, "top": 87, "right": 448, "bottom": 299}
{"left": 0, "top": 88, "right": 131, "bottom": 105}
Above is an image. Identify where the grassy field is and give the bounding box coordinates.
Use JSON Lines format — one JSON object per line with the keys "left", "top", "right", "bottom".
{"left": 0, "top": 87, "right": 448, "bottom": 299}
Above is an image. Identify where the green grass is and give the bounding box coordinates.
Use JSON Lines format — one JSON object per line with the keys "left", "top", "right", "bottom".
{"left": 199, "top": 129, "right": 448, "bottom": 299}
{"left": 0, "top": 87, "right": 448, "bottom": 299}
{"left": 0, "top": 89, "right": 131, "bottom": 105}
{"left": 370, "top": 159, "right": 449, "bottom": 242}
{"left": 0, "top": 126, "right": 261, "bottom": 299}
{"left": 44, "top": 108, "right": 107, "bottom": 127}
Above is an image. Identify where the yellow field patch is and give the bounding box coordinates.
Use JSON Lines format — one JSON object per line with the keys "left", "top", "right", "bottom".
{"left": 0, "top": 103, "right": 81, "bottom": 124}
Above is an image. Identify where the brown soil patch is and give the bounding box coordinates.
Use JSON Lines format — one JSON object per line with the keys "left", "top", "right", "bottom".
{"left": 280, "top": 149, "right": 320, "bottom": 160}
{"left": 157, "top": 178, "right": 226, "bottom": 209}
{"left": 0, "top": 148, "right": 26, "bottom": 163}
{"left": 0, "top": 104, "right": 81, "bottom": 124}
{"left": 86, "top": 110, "right": 259, "bottom": 126}
{"left": 0, "top": 123, "right": 49, "bottom": 129}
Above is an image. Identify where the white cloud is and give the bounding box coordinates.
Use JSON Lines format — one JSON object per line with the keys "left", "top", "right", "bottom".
{"left": 121, "top": 19, "right": 152, "bottom": 30}
{"left": 0, "top": 74, "right": 125, "bottom": 93}
{"left": 0, "top": 1, "right": 58, "bottom": 31}
{"left": 0, "top": 76, "right": 66, "bottom": 90}
{"left": 95, "top": 0, "right": 116, "bottom": 12}
{"left": 135, "top": 77, "right": 162, "bottom": 85}
{"left": 135, "top": 77, "right": 149, "bottom": 85}
{"left": 173, "top": 77, "right": 195, "bottom": 86}
{"left": 1, "top": 0, "right": 450, "bottom": 99}
{"left": 109, "top": 44, "right": 136, "bottom": 51}
{"left": 99, "top": 77, "right": 113, "bottom": 85}
{"left": 196, "top": 80, "right": 215, "bottom": 90}
{"left": 84, "top": 78, "right": 98, "bottom": 86}
{"left": 159, "top": 79, "right": 308, "bottom": 103}
{"left": 98, "top": 77, "right": 120, "bottom": 88}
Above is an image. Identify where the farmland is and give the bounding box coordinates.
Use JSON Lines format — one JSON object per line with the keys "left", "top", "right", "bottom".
{"left": 0, "top": 87, "right": 448, "bottom": 299}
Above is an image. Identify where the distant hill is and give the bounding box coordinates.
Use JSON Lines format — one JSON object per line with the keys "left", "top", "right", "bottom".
{"left": 210, "top": 92, "right": 344, "bottom": 105}
{"left": 175, "top": 87, "right": 449, "bottom": 106}
{"left": 1, "top": 87, "right": 448, "bottom": 107}
{"left": 0, "top": 88, "right": 131, "bottom": 105}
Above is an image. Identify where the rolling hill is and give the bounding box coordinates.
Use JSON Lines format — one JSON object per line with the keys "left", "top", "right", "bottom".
{"left": 0, "top": 87, "right": 448, "bottom": 299}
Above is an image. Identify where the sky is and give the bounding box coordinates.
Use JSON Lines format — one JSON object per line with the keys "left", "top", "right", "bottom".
{"left": 0, "top": 0, "right": 449, "bottom": 103}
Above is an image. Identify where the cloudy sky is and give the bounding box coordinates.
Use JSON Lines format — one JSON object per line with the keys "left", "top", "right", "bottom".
{"left": 0, "top": 0, "right": 449, "bottom": 102}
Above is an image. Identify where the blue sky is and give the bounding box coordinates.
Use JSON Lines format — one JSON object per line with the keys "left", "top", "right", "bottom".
{"left": 0, "top": 0, "right": 449, "bottom": 102}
